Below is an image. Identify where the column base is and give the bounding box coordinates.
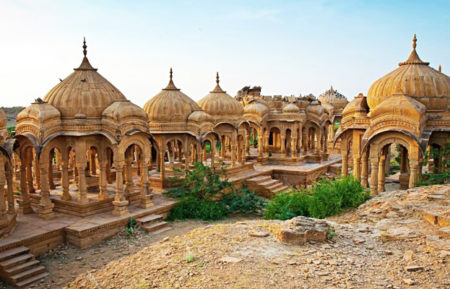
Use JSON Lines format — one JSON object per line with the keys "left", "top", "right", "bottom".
{"left": 17, "top": 199, "right": 34, "bottom": 214}
{"left": 112, "top": 200, "right": 129, "bottom": 216}
{"left": 38, "top": 203, "right": 55, "bottom": 220}
{"left": 140, "top": 184, "right": 153, "bottom": 208}
{"left": 61, "top": 191, "right": 72, "bottom": 201}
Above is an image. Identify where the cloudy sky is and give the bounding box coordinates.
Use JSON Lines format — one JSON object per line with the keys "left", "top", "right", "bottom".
{"left": 0, "top": 0, "right": 449, "bottom": 107}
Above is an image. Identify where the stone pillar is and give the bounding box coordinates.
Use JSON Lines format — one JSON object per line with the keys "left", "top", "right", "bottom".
{"left": 33, "top": 153, "right": 40, "bottom": 190}
{"left": 291, "top": 138, "right": 297, "bottom": 158}
{"left": 220, "top": 137, "right": 225, "bottom": 160}
{"left": 38, "top": 161, "right": 55, "bottom": 219}
{"left": 202, "top": 146, "right": 207, "bottom": 164}
{"left": 230, "top": 144, "right": 236, "bottom": 167}
{"left": 0, "top": 160, "right": 8, "bottom": 227}
{"left": 140, "top": 161, "right": 153, "bottom": 208}
{"left": 113, "top": 164, "right": 129, "bottom": 216}
{"left": 48, "top": 156, "right": 55, "bottom": 190}
{"left": 280, "top": 134, "right": 286, "bottom": 156}
{"left": 258, "top": 132, "right": 263, "bottom": 158}
{"left": 99, "top": 160, "right": 108, "bottom": 200}
{"left": 18, "top": 163, "right": 32, "bottom": 214}
{"left": 353, "top": 155, "right": 361, "bottom": 181}
{"left": 61, "top": 153, "right": 71, "bottom": 201}
{"left": 90, "top": 150, "right": 96, "bottom": 175}
{"left": 210, "top": 141, "right": 215, "bottom": 167}
{"left": 159, "top": 149, "right": 165, "bottom": 181}
{"left": 409, "top": 160, "right": 419, "bottom": 188}
{"left": 124, "top": 155, "right": 133, "bottom": 197}
{"left": 5, "top": 168, "right": 15, "bottom": 214}
{"left": 76, "top": 162, "right": 88, "bottom": 204}
{"left": 370, "top": 158, "right": 378, "bottom": 195}
{"left": 341, "top": 152, "right": 348, "bottom": 176}
{"left": 26, "top": 160, "right": 35, "bottom": 194}
{"left": 377, "top": 154, "right": 386, "bottom": 193}
{"left": 361, "top": 152, "right": 369, "bottom": 188}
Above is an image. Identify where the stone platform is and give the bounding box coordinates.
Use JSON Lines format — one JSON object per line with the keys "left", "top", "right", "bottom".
{"left": 0, "top": 195, "right": 175, "bottom": 256}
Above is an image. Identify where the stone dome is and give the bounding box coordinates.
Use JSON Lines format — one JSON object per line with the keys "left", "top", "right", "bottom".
{"left": 318, "top": 86, "right": 348, "bottom": 110}
{"left": 283, "top": 103, "right": 300, "bottom": 113}
{"left": 103, "top": 100, "right": 148, "bottom": 121}
{"left": 306, "top": 101, "right": 325, "bottom": 116}
{"left": 16, "top": 100, "right": 61, "bottom": 124}
{"left": 43, "top": 40, "right": 127, "bottom": 118}
{"left": 0, "top": 108, "right": 6, "bottom": 131}
{"left": 244, "top": 101, "right": 269, "bottom": 117}
{"left": 143, "top": 69, "right": 202, "bottom": 123}
{"left": 198, "top": 73, "right": 244, "bottom": 119}
{"left": 367, "top": 35, "right": 450, "bottom": 110}
{"left": 343, "top": 93, "right": 369, "bottom": 116}
{"left": 188, "top": 110, "right": 213, "bottom": 123}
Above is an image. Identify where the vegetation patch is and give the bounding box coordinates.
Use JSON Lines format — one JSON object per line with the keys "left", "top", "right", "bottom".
{"left": 164, "top": 163, "right": 266, "bottom": 221}
{"left": 264, "top": 176, "right": 369, "bottom": 220}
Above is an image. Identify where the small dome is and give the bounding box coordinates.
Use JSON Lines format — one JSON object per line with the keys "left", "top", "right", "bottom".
{"left": 343, "top": 93, "right": 369, "bottom": 116}
{"left": 318, "top": 86, "right": 349, "bottom": 110}
{"left": 143, "top": 69, "right": 202, "bottom": 123}
{"left": 0, "top": 108, "right": 6, "bottom": 131}
{"left": 367, "top": 35, "right": 450, "bottom": 110}
{"left": 188, "top": 111, "right": 213, "bottom": 123}
{"left": 198, "top": 73, "right": 244, "bottom": 120}
{"left": 43, "top": 39, "right": 127, "bottom": 118}
{"left": 103, "top": 100, "right": 148, "bottom": 121}
{"left": 306, "top": 100, "right": 325, "bottom": 115}
{"left": 283, "top": 103, "right": 300, "bottom": 113}
{"left": 244, "top": 101, "right": 269, "bottom": 117}
{"left": 17, "top": 100, "right": 61, "bottom": 123}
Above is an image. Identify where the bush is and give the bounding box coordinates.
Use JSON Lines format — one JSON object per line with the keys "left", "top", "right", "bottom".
{"left": 165, "top": 163, "right": 265, "bottom": 221}
{"left": 416, "top": 171, "right": 450, "bottom": 187}
{"left": 264, "top": 190, "right": 310, "bottom": 220}
{"left": 222, "top": 187, "right": 266, "bottom": 216}
{"left": 265, "top": 176, "right": 369, "bottom": 220}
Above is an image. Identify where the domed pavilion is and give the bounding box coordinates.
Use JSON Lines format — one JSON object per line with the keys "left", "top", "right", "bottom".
{"left": 14, "top": 39, "right": 153, "bottom": 218}
{"left": 335, "top": 35, "right": 450, "bottom": 194}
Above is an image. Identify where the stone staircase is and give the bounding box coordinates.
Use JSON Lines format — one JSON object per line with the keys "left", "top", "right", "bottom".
{"left": 226, "top": 163, "right": 289, "bottom": 198}
{"left": 422, "top": 188, "right": 450, "bottom": 240}
{"left": 0, "top": 246, "right": 48, "bottom": 288}
{"left": 246, "top": 175, "right": 289, "bottom": 198}
{"left": 136, "top": 214, "right": 172, "bottom": 234}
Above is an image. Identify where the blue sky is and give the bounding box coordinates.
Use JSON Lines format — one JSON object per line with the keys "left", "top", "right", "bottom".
{"left": 0, "top": 0, "right": 449, "bottom": 107}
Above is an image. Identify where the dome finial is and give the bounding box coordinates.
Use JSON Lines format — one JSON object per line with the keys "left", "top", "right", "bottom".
{"left": 216, "top": 72, "right": 220, "bottom": 85}
{"left": 163, "top": 67, "right": 179, "bottom": 91}
{"left": 412, "top": 34, "right": 417, "bottom": 50}
{"left": 83, "top": 37, "right": 87, "bottom": 57}
{"left": 170, "top": 67, "right": 173, "bottom": 81}
{"left": 438, "top": 65, "right": 442, "bottom": 72}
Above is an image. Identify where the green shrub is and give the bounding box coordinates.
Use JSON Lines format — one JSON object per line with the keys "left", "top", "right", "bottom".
{"left": 167, "top": 197, "right": 227, "bottom": 221}
{"left": 222, "top": 187, "right": 266, "bottom": 215}
{"left": 265, "top": 176, "right": 369, "bottom": 220}
{"left": 125, "top": 216, "right": 136, "bottom": 235}
{"left": 416, "top": 171, "right": 450, "bottom": 187}
{"left": 264, "top": 190, "right": 310, "bottom": 220}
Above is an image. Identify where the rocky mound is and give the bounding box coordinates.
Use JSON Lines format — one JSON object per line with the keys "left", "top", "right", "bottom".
{"left": 66, "top": 185, "right": 450, "bottom": 289}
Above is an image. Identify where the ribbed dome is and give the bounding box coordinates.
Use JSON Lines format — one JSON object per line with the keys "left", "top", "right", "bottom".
{"left": 188, "top": 111, "right": 213, "bottom": 123}
{"left": 244, "top": 101, "right": 269, "bottom": 117}
{"left": 198, "top": 73, "right": 244, "bottom": 118}
{"left": 143, "top": 69, "right": 202, "bottom": 123}
{"left": 17, "top": 100, "right": 61, "bottom": 123}
{"left": 103, "top": 100, "right": 148, "bottom": 121}
{"left": 343, "top": 93, "right": 369, "bottom": 116}
{"left": 43, "top": 40, "right": 127, "bottom": 118}
{"left": 0, "top": 108, "right": 6, "bottom": 131}
{"left": 283, "top": 103, "right": 300, "bottom": 113}
{"left": 367, "top": 35, "right": 450, "bottom": 110}
{"left": 318, "top": 86, "right": 348, "bottom": 110}
{"left": 306, "top": 101, "right": 325, "bottom": 115}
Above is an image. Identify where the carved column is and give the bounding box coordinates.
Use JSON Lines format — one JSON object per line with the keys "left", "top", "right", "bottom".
{"left": 113, "top": 163, "right": 129, "bottom": 216}
{"left": 409, "top": 159, "right": 419, "bottom": 188}
{"left": 220, "top": 137, "right": 225, "bottom": 160}
{"left": 377, "top": 154, "right": 386, "bottom": 193}
{"left": 61, "top": 152, "right": 71, "bottom": 201}
{"left": 140, "top": 160, "right": 153, "bottom": 208}
{"left": 370, "top": 158, "right": 378, "bottom": 195}
{"left": 341, "top": 152, "right": 348, "bottom": 176}
{"left": 280, "top": 133, "right": 286, "bottom": 156}
{"left": 5, "top": 167, "right": 15, "bottom": 214}
{"left": 48, "top": 155, "right": 55, "bottom": 190}
{"left": 18, "top": 162, "right": 32, "bottom": 214}
{"left": 76, "top": 162, "right": 88, "bottom": 204}
{"left": 353, "top": 154, "right": 361, "bottom": 181}
{"left": 291, "top": 137, "right": 297, "bottom": 158}
{"left": 99, "top": 160, "right": 108, "bottom": 200}
{"left": 159, "top": 149, "right": 165, "bottom": 181}
{"left": 210, "top": 141, "right": 215, "bottom": 167}
{"left": 0, "top": 160, "right": 8, "bottom": 227}
{"left": 33, "top": 152, "right": 40, "bottom": 190}
{"left": 26, "top": 158, "right": 35, "bottom": 194}
{"left": 38, "top": 160, "right": 55, "bottom": 219}
{"left": 361, "top": 151, "right": 369, "bottom": 188}
{"left": 124, "top": 154, "right": 133, "bottom": 198}
{"left": 90, "top": 149, "right": 96, "bottom": 175}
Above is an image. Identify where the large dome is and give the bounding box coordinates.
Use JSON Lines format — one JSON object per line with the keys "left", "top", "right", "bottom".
{"left": 143, "top": 69, "right": 202, "bottom": 123}
{"left": 43, "top": 39, "right": 127, "bottom": 118}
{"left": 367, "top": 35, "right": 450, "bottom": 110}
{"left": 198, "top": 73, "right": 244, "bottom": 120}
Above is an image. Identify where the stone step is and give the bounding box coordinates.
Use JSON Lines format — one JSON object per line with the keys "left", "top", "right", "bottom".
{"left": 136, "top": 214, "right": 163, "bottom": 225}
{"left": 10, "top": 265, "right": 46, "bottom": 283}
{"left": 0, "top": 254, "right": 34, "bottom": 270}
{"left": 248, "top": 175, "right": 271, "bottom": 182}
{"left": 15, "top": 272, "right": 48, "bottom": 288}
{"left": 0, "top": 247, "right": 29, "bottom": 262}
{"left": 142, "top": 221, "right": 169, "bottom": 233}
{"left": 438, "top": 227, "right": 450, "bottom": 239}
{"left": 266, "top": 182, "right": 284, "bottom": 191}
{"left": 5, "top": 260, "right": 40, "bottom": 276}
{"left": 260, "top": 179, "right": 279, "bottom": 187}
